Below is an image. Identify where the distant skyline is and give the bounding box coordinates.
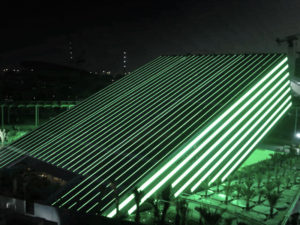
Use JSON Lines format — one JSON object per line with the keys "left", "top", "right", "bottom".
{"left": 1, "top": 0, "right": 300, "bottom": 73}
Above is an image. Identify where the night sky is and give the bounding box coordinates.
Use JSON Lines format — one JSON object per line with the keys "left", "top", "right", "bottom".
{"left": 1, "top": 0, "right": 300, "bottom": 73}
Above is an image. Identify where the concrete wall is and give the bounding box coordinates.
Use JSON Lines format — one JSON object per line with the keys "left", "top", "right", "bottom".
{"left": 0, "top": 195, "right": 60, "bottom": 225}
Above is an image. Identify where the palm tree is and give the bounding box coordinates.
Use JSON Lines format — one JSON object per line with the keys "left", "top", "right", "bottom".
{"left": 255, "top": 173, "right": 263, "bottom": 189}
{"left": 175, "top": 199, "right": 188, "bottom": 225}
{"left": 147, "top": 197, "right": 160, "bottom": 225}
{"left": 133, "top": 188, "right": 142, "bottom": 223}
{"left": 195, "top": 206, "right": 225, "bottom": 225}
{"left": 293, "top": 171, "right": 299, "bottom": 185}
{"left": 264, "top": 181, "right": 275, "bottom": 194}
{"left": 266, "top": 191, "right": 280, "bottom": 218}
{"left": 266, "top": 171, "right": 272, "bottom": 183}
{"left": 0, "top": 129, "right": 7, "bottom": 147}
{"left": 199, "top": 180, "right": 210, "bottom": 198}
{"left": 175, "top": 200, "right": 181, "bottom": 225}
{"left": 109, "top": 180, "right": 119, "bottom": 217}
{"left": 213, "top": 177, "right": 223, "bottom": 193}
{"left": 285, "top": 176, "right": 291, "bottom": 189}
{"left": 224, "top": 181, "right": 233, "bottom": 204}
{"left": 244, "top": 177, "right": 254, "bottom": 191}
{"left": 257, "top": 189, "right": 265, "bottom": 204}
{"left": 160, "top": 185, "right": 171, "bottom": 225}
{"left": 224, "top": 217, "right": 235, "bottom": 225}
{"left": 180, "top": 200, "right": 188, "bottom": 225}
{"left": 240, "top": 185, "right": 255, "bottom": 211}
{"left": 274, "top": 177, "right": 282, "bottom": 194}
{"left": 234, "top": 183, "right": 243, "bottom": 199}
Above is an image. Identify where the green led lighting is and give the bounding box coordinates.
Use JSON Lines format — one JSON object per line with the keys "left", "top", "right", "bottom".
{"left": 8, "top": 55, "right": 168, "bottom": 148}
{"left": 222, "top": 100, "right": 292, "bottom": 181}
{"left": 106, "top": 55, "right": 287, "bottom": 217}
{"left": 1, "top": 54, "right": 290, "bottom": 217}
{"left": 192, "top": 80, "right": 290, "bottom": 191}
{"left": 67, "top": 55, "right": 245, "bottom": 207}
{"left": 37, "top": 57, "right": 188, "bottom": 161}
{"left": 84, "top": 54, "right": 269, "bottom": 210}
{"left": 65, "top": 55, "right": 221, "bottom": 171}
{"left": 0, "top": 55, "right": 175, "bottom": 164}
{"left": 56, "top": 55, "right": 234, "bottom": 206}
{"left": 172, "top": 64, "right": 288, "bottom": 193}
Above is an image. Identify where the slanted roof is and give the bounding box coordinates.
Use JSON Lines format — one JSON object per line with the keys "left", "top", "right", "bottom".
{"left": 0, "top": 54, "right": 292, "bottom": 217}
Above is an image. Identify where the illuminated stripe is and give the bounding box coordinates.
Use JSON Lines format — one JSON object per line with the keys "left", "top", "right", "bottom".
{"left": 191, "top": 80, "right": 290, "bottom": 191}
{"left": 61, "top": 55, "right": 242, "bottom": 207}
{"left": 172, "top": 64, "right": 288, "bottom": 191}
{"left": 104, "top": 56, "right": 288, "bottom": 216}
{"left": 222, "top": 100, "right": 292, "bottom": 181}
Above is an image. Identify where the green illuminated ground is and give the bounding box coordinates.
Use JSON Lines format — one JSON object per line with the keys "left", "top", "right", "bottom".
{"left": 240, "top": 148, "right": 275, "bottom": 168}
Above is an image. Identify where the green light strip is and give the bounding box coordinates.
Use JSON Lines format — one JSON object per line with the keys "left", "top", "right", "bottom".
{"left": 1, "top": 57, "right": 179, "bottom": 160}
{"left": 76, "top": 55, "right": 241, "bottom": 176}
{"left": 33, "top": 57, "right": 188, "bottom": 161}
{"left": 221, "top": 100, "right": 292, "bottom": 181}
{"left": 104, "top": 56, "right": 287, "bottom": 216}
{"left": 8, "top": 56, "right": 168, "bottom": 148}
{"left": 66, "top": 53, "right": 262, "bottom": 213}
{"left": 54, "top": 55, "right": 219, "bottom": 206}
{"left": 97, "top": 55, "right": 281, "bottom": 212}
{"left": 2, "top": 54, "right": 288, "bottom": 217}
{"left": 75, "top": 53, "right": 268, "bottom": 210}
{"left": 139, "top": 57, "right": 286, "bottom": 192}
{"left": 62, "top": 55, "right": 230, "bottom": 172}
{"left": 107, "top": 194, "right": 134, "bottom": 218}
{"left": 128, "top": 95, "right": 291, "bottom": 216}
{"left": 50, "top": 55, "right": 214, "bottom": 167}
{"left": 61, "top": 55, "right": 244, "bottom": 208}
{"left": 191, "top": 80, "right": 290, "bottom": 191}
{"left": 0, "top": 56, "right": 174, "bottom": 163}
{"left": 172, "top": 64, "right": 288, "bottom": 191}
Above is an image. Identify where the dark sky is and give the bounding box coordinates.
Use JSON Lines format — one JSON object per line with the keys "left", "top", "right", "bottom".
{"left": 1, "top": 0, "right": 300, "bottom": 72}
{"left": 0, "top": 0, "right": 192, "bottom": 52}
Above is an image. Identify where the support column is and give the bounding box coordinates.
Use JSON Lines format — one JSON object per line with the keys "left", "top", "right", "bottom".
{"left": 1, "top": 106, "right": 4, "bottom": 129}
{"left": 35, "top": 105, "right": 39, "bottom": 127}
{"left": 7, "top": 107, "right": 10, "bottom": 124}
{"left": 288, "top": 41, "right": 296, "bottom": 78}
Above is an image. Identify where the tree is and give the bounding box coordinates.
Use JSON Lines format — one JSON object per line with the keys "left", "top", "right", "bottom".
{"left": 195, "top": 206, "right": 225, "bottom": 225}
{"left": 240, "top": 185, "right": 255, "bottom": 211}
{"left": 109, "top": 180, "right": 119, "bottom": 218}
{"left": 292, "top": 171, "right": 299, "bottom": 185}
{"left": 213, "top": 178, "right": 223, "bottom": 193}
{"left": 257, "top": 188, "right": 265, "bottom": 204}
{"left": 160, "top": 185, "right": 171, "bottom": 225}
{"left": 224, "top": 180, "right": 233, "bottom": 205}
{"left": 175, "top": 200, "right": 181, "bottom": 225}
{"left": 284, "top": 176, "right": 291, "bottom": 189}
{"left": 147, "top": 197, "right": 160, "bottom": 225}
{"left": 133, "top": 188, "right": 142, "bottom": 223}
{"left": 266, "top": 191, "right": 280, "bottom": 218}
{"left": 244, "top": 177, "right": 254, "bottom": 191}
{"left": 0, "top": 129, "right": 7, "bottom": 147}
{"left": 175, "top": 199, "right": 188, "bottom": 225}
{"left": 199, "top": 180, "right": 210, "bottom": 198}
{"left": 255, "top": 173, "right": 263, "bottom": 189}
{"left": 264, "top": 181, "right": 275, "bottom": 194}
{"left": 274, "top": 177, "right": 282, "bottom": 194}
{"left": 234, "top": 183, "right": 243, "bottom": 199}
